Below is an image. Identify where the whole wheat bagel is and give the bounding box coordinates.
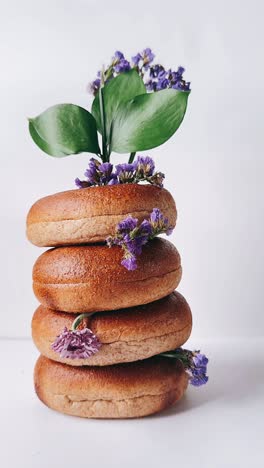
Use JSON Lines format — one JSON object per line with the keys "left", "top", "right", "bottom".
{"left": 34, "top": 355, "right": 188, "bottom": 418}
{"left": 32, "top": 291, "right": 192, "bottom": 366}
{"left": 32, "top": 238, "right": 182, "bottom": 312}
{"left": 27, "top": 184, "right": 176, "bottom": 247}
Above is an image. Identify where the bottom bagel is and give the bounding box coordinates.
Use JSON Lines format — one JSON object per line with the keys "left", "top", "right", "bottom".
{"left": 34, "top": 355, "right": 188, "bottom": 418}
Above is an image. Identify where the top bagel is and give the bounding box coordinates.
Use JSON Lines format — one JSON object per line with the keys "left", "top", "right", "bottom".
{"left": 26, "top": 184, "right": 176, "bottom": 247}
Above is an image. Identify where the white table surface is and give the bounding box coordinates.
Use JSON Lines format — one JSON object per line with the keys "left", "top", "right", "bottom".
{"left": 1, "top": 337, "right": 263, "bottom": 468}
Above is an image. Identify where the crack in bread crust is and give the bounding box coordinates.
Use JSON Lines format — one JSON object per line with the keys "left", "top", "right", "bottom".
{"left": 41, "top": 321, "right": 192, "bottom": 366}
{"left": 33, "top": 266, "right": 181, "bottom": 286}
{"left": 28, "top": 208, "right": 173, "bottom": 225}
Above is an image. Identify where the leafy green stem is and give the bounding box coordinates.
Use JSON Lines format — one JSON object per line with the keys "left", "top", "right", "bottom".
{"left": 99, "top": 67, "right": 108, "bottom": 162}
{"left": 128, "top": 152, "right": 136, "bottom": 163}
{"left": 71, "top": 312, "right": 95, "bottom": 331}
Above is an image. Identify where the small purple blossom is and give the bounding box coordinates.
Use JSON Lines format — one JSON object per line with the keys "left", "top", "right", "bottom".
{"left": 150, "top": 208, "right": 172, "bottom": 236}
{"left": 160, "top": 348, "right": 209, "bottom": 387}
{"left": 131, "top": 53, "right": 142, "bottom": 66}
{"left": 89, "top": 78, "right": 101, "bottom": 95}
{"left": 113, "top": 59, "right": 131, "bottom": 73}
{"left": 117, "top": 215, "right": 138, "bottom": 233}
{"left": 106, "top": 208, "right": 174, "bottom": 270}
{"left": 98, "top": 162, "right": 113, "bottom": 184}
{"left": 51, "top": 327, "right": 101, "bottom": 360}
{"left": 121, "top": 255, "right": 137, "bottom": 271}
{"left": 115, "top": 163, "right": 136, "bottom": 183}
{"left": 141, "top": 48, "right": 155, "bottom": 70}
{"left": 113, "top": 50, "right": 124, "bottom": 61}
{"left": 74, "top": 177, "right": 90, "bottom": 188}
{"left": 135, "top": 155, "right": 155, "bottom": 177}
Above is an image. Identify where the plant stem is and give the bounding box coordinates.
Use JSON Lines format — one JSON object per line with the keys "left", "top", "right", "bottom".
{"left": 71, "top": 312, "right": 95, "bottom": 331}
{"left": 99, "top": 66, "right": 108, "bottom": 162}
{"left": 129, "top": 152, "right": 136, "bottom": 163}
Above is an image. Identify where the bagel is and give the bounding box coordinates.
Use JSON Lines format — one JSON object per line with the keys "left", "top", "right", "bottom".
{"left": 27, "top": 184, "right": 176, "bottom": 247}
{"left": 32, "top": 291, "right": 192, "bottom": 366}
{"left": 34, "top": 355, "right": 188, "bottom": 418}
{"left": 32, "top": 238, "right": 182, "bottom": 312}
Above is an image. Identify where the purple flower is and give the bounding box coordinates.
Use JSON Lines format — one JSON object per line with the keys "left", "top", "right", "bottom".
{"left": 131, "top": 53, "right": 142, "bottom": 66}
{"left": 108, "top": 174, "right": 118, "bottom": 185}
{"left": 148, "top": 171, "right": 165, "bottom": 188}
{"left": 149, "top": 208, "right": 172, "bottom": 236}
{"left": 117, "top": 215, "right": 138, "bottom": 233}
{"left": 190, "top": 374, "right": 209, "bottom": 386}
{"left": 146, "top": 80, "right": 157, "bottom": 92}
{"left": 113, "top": 50, "right": 124, "bottom": 61}
{"left": 98, "top": 162, "right": 113, "bottom": 184}
{"left": 115, "top": 163, "right": 135, "bottom": 183}
{"left": 159, "top": 348, "right": 209, "bottom": 387}
{"left": 89, "top": 78, "right": 101, "bottom": 96}
{"left": 135, "top": 155, "right": 155, "bottom": 177}
{"left": 107, "top": 208, "right": 174, "bottom": 270}
{"left": 51, "top": 327, "right": 101, "bottom": 360}
{"left": 114, "top": 59, "right": 131, "bottom": 73}
{"left": 121, "top": 255, "right": 137, "bottom": 271}
{"left": 84, "top": 158, "right": 101, "bottom": 185}
{"left": 172, "top": 80, "right": 191, "bottom": 91}
{"left": 189, "top": 350, "right": 209, "bottom": 386}
{"left": 150, "top": 64, "right": 165, "bottom": 78}
{"left": 142, "top": 48, "right": 155, "bottom": 69}
{"left": 157, "top": 77, "right": 170, "bottom": 90}
{"left": 193, "top": 353, "right": 209, "bottom": 368}
{"left": 139, "top": 219, "right": 153, "bottom": 236}
{"left": 75, "top": 178, "right": 90, "bottom": 188}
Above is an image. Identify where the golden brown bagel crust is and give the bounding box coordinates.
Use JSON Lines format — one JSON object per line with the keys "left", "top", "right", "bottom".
{"left": 27, "top": 184, "right": 177, "bottom": 246}
{"left": 34, "top": 355, "right": 188, "bottom": 418}
{"left": 31, "top": 291, "right": 192, "bottom": 366}
{"left": 32, "top": 238, "right": 182, "bottom": 312}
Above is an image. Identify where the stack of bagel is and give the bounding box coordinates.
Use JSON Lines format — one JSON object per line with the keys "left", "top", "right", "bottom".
{"left": 27, "top": 184, "right": 193, "bottom": 418}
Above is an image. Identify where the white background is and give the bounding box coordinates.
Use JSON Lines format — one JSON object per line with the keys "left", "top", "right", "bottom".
{"left": 1, "top": 0, "right": 263, "bottom": 339}
{"left": 0, "top": 0, "right": 263, "bottom": 338}
{"left": 0, "top": 1, "right": 263, "bottom": 467}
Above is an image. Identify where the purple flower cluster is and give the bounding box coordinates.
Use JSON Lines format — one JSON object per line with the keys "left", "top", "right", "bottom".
{"left": 89, "top": 48, "right": 190, "bottom": 96}
{"left": 190, "top": 351, "right": 209, "bottom": 386}
{"left": 146, "top": 65, "right": 190, "bottom": 92}
{"left": 75, "top": 159, "right": 117, "bottom": 188}
{"left": 106, "top": 208, "right": 173, "bottom": 271}
{"left": 75, "top": 155, "right": 165, "bottom": 188}
{"left": 51, "top": 326, "right": 101, "bottom": 360}
{"left": 160, "top": 348, "right": 209, "bottom": 387}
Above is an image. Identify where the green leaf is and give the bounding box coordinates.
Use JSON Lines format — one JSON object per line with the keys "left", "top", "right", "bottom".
{"left": 29, "top": 104, "right": 100, "bottom": 157}
{"left": 110, "top": 89, "right": 190, "bottom": 153}
{"left": 91, "top": 70, "right": 146, "bottom": 142}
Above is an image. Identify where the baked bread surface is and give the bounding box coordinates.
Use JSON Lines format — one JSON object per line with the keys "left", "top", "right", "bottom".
{"left": 27, "top": 184, "right": 177, "bottom": 246}
{"left": 34, "top": 355, "right": 188, "bottom": 418}
{"left": 32, "top": 238, "right": 182, "bottom": 312}
{"left": 32, "top": 291, "right": 192, "bottom": 366}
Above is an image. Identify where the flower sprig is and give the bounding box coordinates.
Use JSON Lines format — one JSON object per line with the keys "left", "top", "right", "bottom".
{"left": 89, "top": 48, "right": 190, "bottom": 95}
{"left": 29, "top": 47, "right": 190, "bottom": 163}
{"left": 106, "top": 208, "right": 173, "bottom": 270}
{"left": 51, "top": 313, "right": 101, "bottom": 360}
{"left": 160, "top": 348, "right": 209, "bottom": 386}
{"left": 75, "top": 155, "right": 164, "bottom": 189}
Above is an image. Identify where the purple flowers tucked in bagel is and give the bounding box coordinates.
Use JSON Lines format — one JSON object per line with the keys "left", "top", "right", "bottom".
{"left": 106, "top": 208, "right": 173, "bottom": 271}
{"left": 75, "top": 155, "right": 165, "bottom": 188}
{"left": 160, "top": 348, "right": 209, "bottom": 387}
{"left": 51, "top": 327, "right": 101, "bottom": 360}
